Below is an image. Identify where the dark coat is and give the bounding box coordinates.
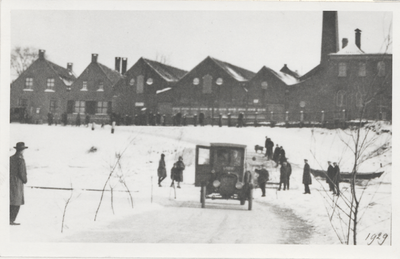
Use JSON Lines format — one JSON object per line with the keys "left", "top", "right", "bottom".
{"left": 273, "top": 147, "right": 281, "bottom": 161}
{"left": 171, "top": 160, "right": 185, "bottom": 182}
{"left": 157, "top": 158, "right": 167, "bottom": 178}
{"left": 280, "top": 164, "right": 290, "bottom": 182}
{"left": 255, "top": 168, "right": 269, "bottom": 184}
{"left": 286, "top": 163, "right": 292, "bottom": 178}
{"left": 333, "top": 165, "right": 341, "bottom": 184}
{"left": 327, "top": 165, "right": 335, "bottom": 183}
{"left": 302, "top": 163, "right": 312, "bottom": 185}
{"left": 10, "top": 153, "right": 27, "bottom": 206}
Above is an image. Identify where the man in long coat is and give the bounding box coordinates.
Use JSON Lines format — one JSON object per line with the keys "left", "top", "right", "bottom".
{"left": 10, "top": 142, "right": 28, "bottom": 225}
{"left": 302, "top": 159, "right": 312, "bottom": 194}
{"left": 326, "top": 161, "right": 335, "bottom": 192}
{"left": 272, "top": 144, "right": 281, "bottom": 166}
{"left": 264, "top": 137, "right": 274, "bottom": 160}
{"left": 255, "top": 165, "right": 269, "bottom": 197}
{"left": 333, "top": 162, "right": 341, "bottom": 196}
{"left": 278, "top": 162, "right": 290, "bottom": 191}
{"left": 286, "top": 160, "right": 292, "bottom": 190}
{"left": 170, "top": 156, "right": 185, "bottom": 188}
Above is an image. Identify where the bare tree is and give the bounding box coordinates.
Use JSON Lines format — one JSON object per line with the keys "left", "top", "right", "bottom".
{"left": 11, "top": 46, "right": 40, "bottom": 76}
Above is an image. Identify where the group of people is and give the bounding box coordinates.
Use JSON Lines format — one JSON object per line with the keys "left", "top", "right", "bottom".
{"left": 157, "top": 154, "right": 186, "bottom": 188}
{"left": 326, "top": 161, "right": 341, "bottom": 196}
{"left": 264, "top": 136, "right": 287, "bottom": 167}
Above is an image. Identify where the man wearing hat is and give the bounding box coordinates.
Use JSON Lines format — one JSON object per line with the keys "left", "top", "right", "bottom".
{"left": 10, "top": 142, "right": 28, "bottom": 225}
{"left": 302, "top": 159, "right": 312, "bottom": 194}
{"left": 326, "top": 161, "right": 335, "bottom": 192}
{"left": 333, "top": 162, "right": 341, "bottom": 196}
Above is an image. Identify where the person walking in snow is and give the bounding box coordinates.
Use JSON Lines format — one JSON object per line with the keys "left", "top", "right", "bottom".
{"left": 157, "top": 154, "right": 167, "bottom": 187}
{"left": 10, "top": 142, "right": 28, "bottom": 225}
{"left": 302, "top": 159, "right": 312, "bottom": 194}
{"left": 170, "top": 156, "right": 185, "bottom": 188}
{"left": 286, "top": 160, "right": 292, "bottom": 190}
{"left": 326, "top": 161, "right": 335, "bottom": 192}
{"left": 255, "top": 165, "right": 269, "bottom": 197}
{"left": 333, "top": 162, "right": 341, "bottom": 196}
{"left": 278, "top": 161, "right": 290, "bottom": 191}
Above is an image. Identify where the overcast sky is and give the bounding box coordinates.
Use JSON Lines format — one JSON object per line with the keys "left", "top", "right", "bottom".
{"left": 11, "top": 9, "right": 392, "bottom": 79}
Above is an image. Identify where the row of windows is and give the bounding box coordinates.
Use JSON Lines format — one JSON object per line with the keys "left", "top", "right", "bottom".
{"left": 24, "top": 78, "right": 55, "bottom": 90}
{"left": 18, "top": 98, "right": 58, "bottom": 113}
{"left": 67, "top": 100, "right": 110, "bottom": 115}
{"left": 336, "top": 91, "right": 364, "bottom": 108}
{"left": 338, "top": 61, "right": 386, "bottom": 77}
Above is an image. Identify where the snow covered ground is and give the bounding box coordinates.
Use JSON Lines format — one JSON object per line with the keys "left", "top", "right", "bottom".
{"left": 6, "top": 122, "right": 392, "bottom": 246}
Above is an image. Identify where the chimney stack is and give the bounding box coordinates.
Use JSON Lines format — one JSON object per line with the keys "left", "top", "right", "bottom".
{"left": 115, "top": 57, "right": 121, "bottom": 72}
{"left": 355, "top": 28, "right": 362, "bottom": 50}
{"left": 67, "top": 63, "right": 73, "bottom": 72}
{"left": 121, "top": 58, "right": 127, "bottom": 74}
{"left": 91, "top": 53, "right": 98, "bottom": 63}
{"left": 39, "top": 49, "right": 45, "bottom": 60}
{"left": 342, "top": 38, "right": 348, "bottom": 49}
{"left": 320, "top": 11, "right": 339, "bottom": 63}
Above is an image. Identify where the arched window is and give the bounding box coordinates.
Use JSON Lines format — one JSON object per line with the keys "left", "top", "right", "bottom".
{"left": 336, "top": 91, "right": 345, "bottom": 107}
{"left": 261, "top": 81, "right": 268, "bottom": 90}
{"left": 377, "top": 61, "right": 385, "bottom": 77}
{"left": 203, "top": 75, "right": 212, "bottom": 94}
{"left": 193, "top": 78, "right": 200, "bottom": 85}
{"left": 137, "top": 75, "right": 144, "bottom": 94}
{"left": 129, "top": 78, "right": 135, "bottom": 86}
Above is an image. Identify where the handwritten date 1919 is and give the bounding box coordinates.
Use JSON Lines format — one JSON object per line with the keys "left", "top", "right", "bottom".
{"left": 365, "top": 232, "right": 388, "bottom": 245}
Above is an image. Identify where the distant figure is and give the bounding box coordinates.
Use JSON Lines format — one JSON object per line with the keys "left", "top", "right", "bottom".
{"left": 170, "top": 156, "right": 185, "bottom": 188}
{"left": 333, "top": 162, "right": 341, "bottom": 196}
{"left": 326, "top": 161, "right": 335, "bottom": 192}
{"left": 156, "top": 112, "right": 161, "bottom": 125}
{"left": 273, "top": 144, "right": 281, "bottom": 167}
{"left": 62, "top": 112, "right": 68, "bottom": 126}
{"left": 76, "top": 113, "right": 81, "bottom": 126}
{"left": 85, "top": 114, "right": 90, "bottom": 127}
{"left": 157, "top": 154, "right": 167, "bottom": 187}
{"left": 47, "top": 112, "right": 53, "bottom": 125}
{"left": 279, "top": 146, "right": 287, "bottom": 165}
{"left": 278, "top": 162, "right": 290, "bottom": 191}
{"left": 286, "top": 160, "right": 292, "bottom": 190}
{"left": 265, "top": 137, "right": 274, "bottom": 160}
{"left": 10, "top": 142, "right": 28, "bottom": 225}
{"left": 199, "top": 113, "right": 205, "bottom": 126}
{"left": 237, "top": 113, "right": 244, "bottom": 128}
{"left": 255, "top": 165, "right": 269, "bottom": 197}
{"left": 302, "top": 159, "right": 312, "bottom": 194}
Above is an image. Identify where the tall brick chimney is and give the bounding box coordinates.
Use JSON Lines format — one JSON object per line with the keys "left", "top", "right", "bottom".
{"left": 67, "top": 63, "right": 73, "bottom": 72}
{"left": 320, "top": 11, "right": 339, "bottom": 63}
{"left": 342, "top": 38, "right": 348, "bottom": 49}
{"left": 91, "top": 54, "right": 98, "bottom": 63}
{"left": 121, "top": 58, "right": 127, "bottom": 74}
{"left": 39, "top": 49, "right": 45, "bottom": 60}
{"left": 115, "top": 57, "right": 121, "bottom": 72}
{"left": 355, "top": 28, "right": 362, "bottom": 50}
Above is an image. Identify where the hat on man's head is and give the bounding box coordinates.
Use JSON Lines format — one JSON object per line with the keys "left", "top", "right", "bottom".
{"left": 161, "top": 154, "right": 165, "bottom": 157}
{"left": 304, "top": 159, "right": 308, "bottom": 162}
{"left": 328, "top": 161, "right": 331, "bottom": 163}
{"left": 14, "top": 142, "right": 28, "bottom": 151}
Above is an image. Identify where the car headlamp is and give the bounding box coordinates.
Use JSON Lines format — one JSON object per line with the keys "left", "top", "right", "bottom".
{"left": 213, "top": 180, "right": 221, "bottom": 188}
{"left": 235, "top": 182, "right": 244, "bottom": 189}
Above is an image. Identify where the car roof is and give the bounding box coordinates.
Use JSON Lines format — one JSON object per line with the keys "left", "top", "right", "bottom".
{"left": 210, "top": 143, "right": 247, "bottom": 149}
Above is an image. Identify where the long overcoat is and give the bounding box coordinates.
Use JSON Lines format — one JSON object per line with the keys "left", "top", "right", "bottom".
{"left": 157, "top": 159, "right": 167, "bottom": 178}
{"left": 333, "top": 165, "right": 341, "bottom": 185}
{"left": 273, "top": 147, "right": 281, "bottom": 162}
{"left": 326, "top": 165, "right": 335, "bottom": 184}
{"left": 10, "top": 153, "right": 27, "bottom": 206}
{"left": 172, "top": 161, "right": 185, "bottom": 182}
{"left": 302, "top": 163, "right": 312, "bottom": 185}
{"left": 280, "top": 164, "right": 290, "bottom": 183}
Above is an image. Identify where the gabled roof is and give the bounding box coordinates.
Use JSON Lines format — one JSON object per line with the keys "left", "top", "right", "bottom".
{"left": 209, "top": 57, "right": 255, "bottom": 82}
{"left": 280, "top": 64, "right": 300, "bottom": 79}
{"left": 97, "top": 62, "right": 124, "bottom": 84}
{"left": 254, "top": 66, "right": 299, "bottom": 86}
{"left": 143, "top": 58, "right": 187, "bottom": 82}
{"left": 299, "top": 64, "right": 321, "bottom": 81}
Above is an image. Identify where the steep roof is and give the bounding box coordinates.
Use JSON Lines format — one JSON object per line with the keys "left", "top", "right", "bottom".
{"left": 41, "top": 59, "right": 76, "bottom": 86}
{"left": 143, "top": 58, "right": 187, "bottom": 82}
{"left": 279, "top": 64, "right": 300, "bottom": 79}
{"left": 257, "top": 66, "right": 299, "bottom": 86}
{"left": 210, "top": 57, "right": 255, "bottom": 82}
{"left": 97, "top": 62, "right": 124, "bottom": 84}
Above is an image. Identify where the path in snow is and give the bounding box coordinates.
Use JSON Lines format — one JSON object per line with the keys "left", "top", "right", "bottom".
{"left": 59, "top": 193, "right": 313, "bottom": 244}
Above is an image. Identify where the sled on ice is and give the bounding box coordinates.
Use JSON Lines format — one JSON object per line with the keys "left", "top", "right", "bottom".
{"left": 195, "top": 143, "right": 254, "bottom": 210}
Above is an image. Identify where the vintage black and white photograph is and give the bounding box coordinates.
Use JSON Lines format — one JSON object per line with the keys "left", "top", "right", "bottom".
{"left": 1, "top": 0, "right": 398, "bottom": 258}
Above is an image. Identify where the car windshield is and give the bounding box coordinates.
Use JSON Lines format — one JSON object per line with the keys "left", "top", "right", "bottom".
{"left": 213, "top": 148, "right": 242, "bottom": 169}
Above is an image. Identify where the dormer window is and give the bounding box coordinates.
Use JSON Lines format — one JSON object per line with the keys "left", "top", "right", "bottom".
{"left": 24, "top": 78, "right": 33, "bottom": 90}
{"left": 46, "top": 78, "right": 55, "bottom": 91}
{"left": 97, "top": 80, "right": 104, "bottom": 91}
{"left": 81, "top": 81, "right": 88, "bottom": 91}
{"left": 377, "top": 61, "right": 385, "bottom": 77}
{"left": 338, "top": 63, "right": 347, "bottom": 77}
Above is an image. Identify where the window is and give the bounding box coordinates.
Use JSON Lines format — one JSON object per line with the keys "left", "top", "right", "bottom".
{"left": 193, "top": 78, "right": 200, "bottom": 85}
{"left": 97, "top": 101, "right": 108, "bottom": 114}
{"left": 49, "top": 100, "right": 57, "bottom": 113}
{"left": 25, "top": 78, "right": 33, "bottom": 89}
{"left": 67, "top": 100, "right": 74, "bottom": 114}
{"left": 97, "top": 81, "right": 104, "bottom": 91}
{"left": 356, "top": 92, "right": 363, "bottom": 108}
{"left": 47, "top": 78, "right": 55, "bottom": 90}
{"left": 338, "top": 63, "right": 347, "bottom": 77}
{"left": 146, "top": 78, "right": 153, "bottom": 85}
{"left": 216, "top": 78, "right": 223, "bottom": 85}
{"left": 18, "top": 98, "right": 28, "bottom": 107}
{"left": 198, "top": 148, "right": 210, "bottom": 165}
{"left": 261, "top": 81, "right": 268, "bottom": 89}
{"left": 137, "top": 75, "right": 144, "bottom": 94}
{"left": 358, "top": 63, "right": 366, "bottom": 77}
{"left": 377, "top": 61, "right": 385, "bottom": 77}
{"left": 81, "top": 81, "right": 88, "bottom": 91}
{"left": 203, "top": 75, "right": 212, "bottom": 94}
{"left": 129, "top": 78, "right": 135, "bottom": 86}
{"left": 336, "top": 91, "right": 345, "bottom": 107}
{"left": 74, "top": 101, "right": 85, "bottom": 114}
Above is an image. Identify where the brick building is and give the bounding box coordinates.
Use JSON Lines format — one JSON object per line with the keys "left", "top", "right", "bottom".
{"left": 67, "top": 54, "right": 123, "bottom": 124}
{"left": 10, "top": 49, "right": 76, "bottom": 123}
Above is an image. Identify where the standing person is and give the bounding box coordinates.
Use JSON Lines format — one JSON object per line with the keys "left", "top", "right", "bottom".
{"left": 255, "top": 165, "right": 269, "bottom": 197}
{"left": 273, "top": 144, "right": 281, "bottom": 166}
{"left": 326, "top": 161, "right": 335, "bottom": 192}
{"left": 10, "top": 142, "right": 28, "bottom": 225}
{"left": 286, "top": 159, "right": 292, "bottom": 190}
{"left": 278, "top": 162, "right": 289, "bottom": 191}
{"left": 157, "top": 154, "right": 167, "bottom": 187}
{"left": 265, "top": 137, "right": 274, "bottom": 159}
{"left": 170, "top": 156, "right": 185, "bottom": 188}
{"left": 302, "top": 159, "right": 312, "bottom": 194}
{"left": 333, "top": 162, "right": 341, "bottom": 196}
{"left": 279, "top": 146, "right": 287, "bottom": 165}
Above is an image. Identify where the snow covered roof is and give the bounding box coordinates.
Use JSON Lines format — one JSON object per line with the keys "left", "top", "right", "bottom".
{"left": 332, "top": 43, "right": 365, "bottom": 55}
{"left": 256, "top": 66, "right": 300, "bottom": 86}
{"left": 210, "top": 57, "right": 255, "bottom": 82}
{"left": 97, "top": 63, "right": 124, "bottom": 84}
{"left": 143, "top": 58, "right": 187, "bottom": 82}
{"left": 156, "top": 87, "right": 172, "bottom": 94}
{"left": 46, "top": 60, "right": 76, "bottom": 83}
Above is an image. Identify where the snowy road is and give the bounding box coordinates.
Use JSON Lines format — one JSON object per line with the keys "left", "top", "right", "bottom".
{"left": 61, "top": 193, "right": 313, "bottom": 244}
